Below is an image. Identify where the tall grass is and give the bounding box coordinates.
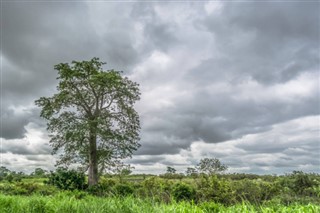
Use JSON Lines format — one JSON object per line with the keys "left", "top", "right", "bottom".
{"left": 0, "top": 193, "right": 319, "bottom": 213}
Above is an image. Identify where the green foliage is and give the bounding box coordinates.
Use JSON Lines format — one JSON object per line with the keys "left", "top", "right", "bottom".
{"left": 290, "top": 171, "right": 318, "bottom": 195}
{"left": 196, "top": 175, "right": 234, "bottom": 205}
{"left": 31, "top": 168, "right": 47, "bottom": 177}
{"left": 45, "top": 168, "right": 87, "bottom": 191}
{"left": 0, "top": 167, "right": 26, "bottom": 183}
{"left": 1, "top": 193, "right": 319, "bottom": 213}
{"left": 160, "top": 172, "right": 185, "bottom": 180}
{"left": 6, "top": 174, "right": 14, "bottom": 183}
{"left": 114, "top": 183, "right": 134, "bottom": 196}
{"left": 197, "top": 158, "right": 228, "bottom": 175}
{"left": 218, "top": 173, "right": 261, "bottom": 180}
{"left": 86, "top": 177, "right": 118, "bottom": 196}
{"left": 35, "top": 58, "right": 141, "bottom": 186}
{"left": 0, "top": 182, "right": 57, "bottom": 196}
{"left": 167, "top": 166, "right": 176, "bottom": 174}
{"left": 0, "top": 166, "right": 10, "bottom": 178}
{"left": 186, "top": 167, "right": 198, "bottom": 178}
{"left": 172, "top": 183, "right": 196, "bottom": 201}
{"left": 1, "top": 169, "right": 319, "bottom": 208}
{"left": 99, "top": 176, "right": 117, "bottom": 190}
{"left": 137, "top": 176, "right": 173, "bottom": 203}
{"left": 108, "top": 162, "right": 135, "bottom": 183}
{"left": 199, "top": 202, "right": 223, "bottom": 213}
{"left": 231, "top": 179, "right": 280, "bottom": 204}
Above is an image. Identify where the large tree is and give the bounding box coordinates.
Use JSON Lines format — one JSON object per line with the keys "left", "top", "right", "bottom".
{"left": 35, "top": 58, "right": 140, "bottom": 186}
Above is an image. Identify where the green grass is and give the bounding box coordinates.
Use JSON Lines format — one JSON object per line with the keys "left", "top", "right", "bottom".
{"left": 0, "top": 193, "right": 319, "bottom": 213}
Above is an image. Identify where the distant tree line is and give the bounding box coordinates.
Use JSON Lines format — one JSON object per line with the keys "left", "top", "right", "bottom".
{"left": 161, "top": 157, "right": 228, "bottom": 179}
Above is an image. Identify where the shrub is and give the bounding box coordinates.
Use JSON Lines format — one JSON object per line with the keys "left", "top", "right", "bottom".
{"left": 6, "top": 174, "right": 14, "bottom": 183}
{"left": 86, "top": 177, "right": 118, "bottom": 196}
{"left": 172, "top": 183, "right": 195, "bottom": 201}
{"left": 114, "top": 183, "right": 134, "bottom": 196}
{"left": 0, "top": 182, "right": 55, "bottom": 196}
{"left": 46, "top": 168, "right": 87, "bottom": 191}
{"left": 99, "top": 177, "right": 117, "bottom": 190}
{"left": 138, "top": 177, "right": 173, "bottom": 203}
{"left": 291, "top": 171, "right": 317, "bottom": 195}
{"left": 0, "top": 184, "right": 28, "bottom": 195}
{"left": 196, "top": 175, "right": 234, "bottom": 205}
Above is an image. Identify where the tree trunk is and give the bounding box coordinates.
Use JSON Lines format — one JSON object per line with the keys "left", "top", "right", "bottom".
{"left": 88, "top": 128, "right": 98, "bottom": 186}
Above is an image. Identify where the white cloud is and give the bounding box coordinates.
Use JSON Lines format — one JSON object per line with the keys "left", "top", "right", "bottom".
{"left": 204, "top": 1, "right": 223, "bottom": 15}
{"left": 232, "top": 72, "right": 318, "bottom": 103}
{"left": 130, "top": 115, "right": 320, "bottom": 174}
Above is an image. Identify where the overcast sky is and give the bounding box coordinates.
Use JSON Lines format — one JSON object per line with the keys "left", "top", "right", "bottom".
{"left": 1, "top": 0, "right": 319, "bottom": 175}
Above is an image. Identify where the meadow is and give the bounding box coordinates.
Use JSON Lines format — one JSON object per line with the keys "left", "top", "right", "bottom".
{"left": 0, "top": 193, "right": 319, "bottom": 213}
{"left": 0, "top": 169, "right": 319, "bottom": 212}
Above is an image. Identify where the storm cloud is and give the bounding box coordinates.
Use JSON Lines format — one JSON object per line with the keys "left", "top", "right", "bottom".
{"left": 1, "top": 1, "right": 319, "bottom": 174}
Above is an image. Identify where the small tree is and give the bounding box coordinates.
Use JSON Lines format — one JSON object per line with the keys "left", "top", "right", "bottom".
{"left": 167, "top": 166, "right": 176, "bottom": 174}
{"left": 186, "top": 167, "right": 198, "bottom": 178}
{"left": 197, "top": 158, "right": 228, "bottom": 175}
{"left": 110, "top": 162, "right": 134, "bottom": 182}
{"left": 0, "top": 166, "right": 10, "bottom": 178}
{"left": 32, "top": 168, "right": 47, "bottom": 177}
{"left": 121, "top": 167, "right": 133, "bottom": 176}
{"left": 35, "top": 58, "right": 140, "bottom": 186}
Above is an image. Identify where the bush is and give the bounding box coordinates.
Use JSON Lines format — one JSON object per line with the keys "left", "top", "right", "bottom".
{"left": 159, "top": 173, "right": 185, "bottom": 180}
{"left": 232, "top": 179, "right": 261, "bottom": 203}
{"left": 0, "top": 182, "right": 57, "bottom": 196}
{"left": 86, "top": 177, "right": 118, "bottom": 196}
{"left": 114, "top": 183, "right": 134, "bottom": 196}
{"left": 231, "top": 179, "right": 280, "bottom": 204}
{"left": 0, "top": 184, "right": 28, "bottom": 195}
{"left": 196, "top": 175, "right": 234, "bottom": 205}
{"left": 137, "top": 177, "right": 173, "bottom": 203}
{"left": 291, "top": 171, "right": 318, "bottom": 195}
{"left": 172, "top": 183, "right": 195, "bottom": 201}
{"left": 45, "top": 168, "right": 87, "bottom": 191}
{"left": 99, "top": 177, "right": 117, "bottom": 190}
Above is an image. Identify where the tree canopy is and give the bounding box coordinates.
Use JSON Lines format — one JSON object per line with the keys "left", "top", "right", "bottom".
{"left": 35, "top": 58, "right": 140, "bottom": 186}
{"left": 197, "top": 158, "right": 228, "bottom": 175}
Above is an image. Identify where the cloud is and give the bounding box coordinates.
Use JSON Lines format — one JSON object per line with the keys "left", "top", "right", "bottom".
{"left": 200, "top": 1, "right": 319, "bottom": 84}
{"left": 1, "top": 1, "right": 319, "bottom": 174}
{"left": 130, "top": 115, "right": 319, "bottom": 174}
{"left": 1, "top": 122, "right": 52, "bottom": 155}
{"left": 1, "top": 122, "right": 56, "bottom": 173}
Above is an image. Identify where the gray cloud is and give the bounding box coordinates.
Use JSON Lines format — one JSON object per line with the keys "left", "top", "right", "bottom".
{"left": 0, "top": 106, "right": 43, "bottom": 139}
{"left": 1, "top": 1, "right": 319, "bottom": 174}
{"left": 127, "top": 156, "right": 165, "bottom": 165}
{"left": 200, "top": 1, "right": 319, "bottom": 84}
{"left": 1, "top": 122, "right": 52, "bottom": 155}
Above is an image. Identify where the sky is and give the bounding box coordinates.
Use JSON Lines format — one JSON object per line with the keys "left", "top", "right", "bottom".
{"left": 1, "top": 0, "right": 319, "bottom": 175}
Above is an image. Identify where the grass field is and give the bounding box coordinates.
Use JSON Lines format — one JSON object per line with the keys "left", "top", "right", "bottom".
{"left": 1, "top": 171, "right": 319, "bottom": 212}
{"left": 0, "top": 193, "right": 319, "bottom": 213}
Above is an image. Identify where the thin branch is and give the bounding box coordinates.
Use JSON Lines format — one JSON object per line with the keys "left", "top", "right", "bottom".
{"left": 69, "top": 80, "right": 92, "bottom": 115}
{"left": 101, "top": 96, "right": 116, "bottom": 110}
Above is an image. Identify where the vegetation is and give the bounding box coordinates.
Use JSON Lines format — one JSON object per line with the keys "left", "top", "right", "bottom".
{"left": 0, "top": 193, "right": 319, "bottom": 213}
{"left": 35, "top": 58, "right": 141, "bottom": 186}
{"left": 3, "top": 56, "right": 317, "bottom": 212}
{"left": 197, "top": 158, "right": 228, "bottom": 175}
{"left": 0, "top": 166, "right": 319, "bottom": 212}
{"left": 45, "top": 168, "right": 87, "bottom": 191}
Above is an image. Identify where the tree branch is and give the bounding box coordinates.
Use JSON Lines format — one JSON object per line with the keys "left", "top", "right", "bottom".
{"left": 69, "top": 80, "right": 92, "bottom": 115}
